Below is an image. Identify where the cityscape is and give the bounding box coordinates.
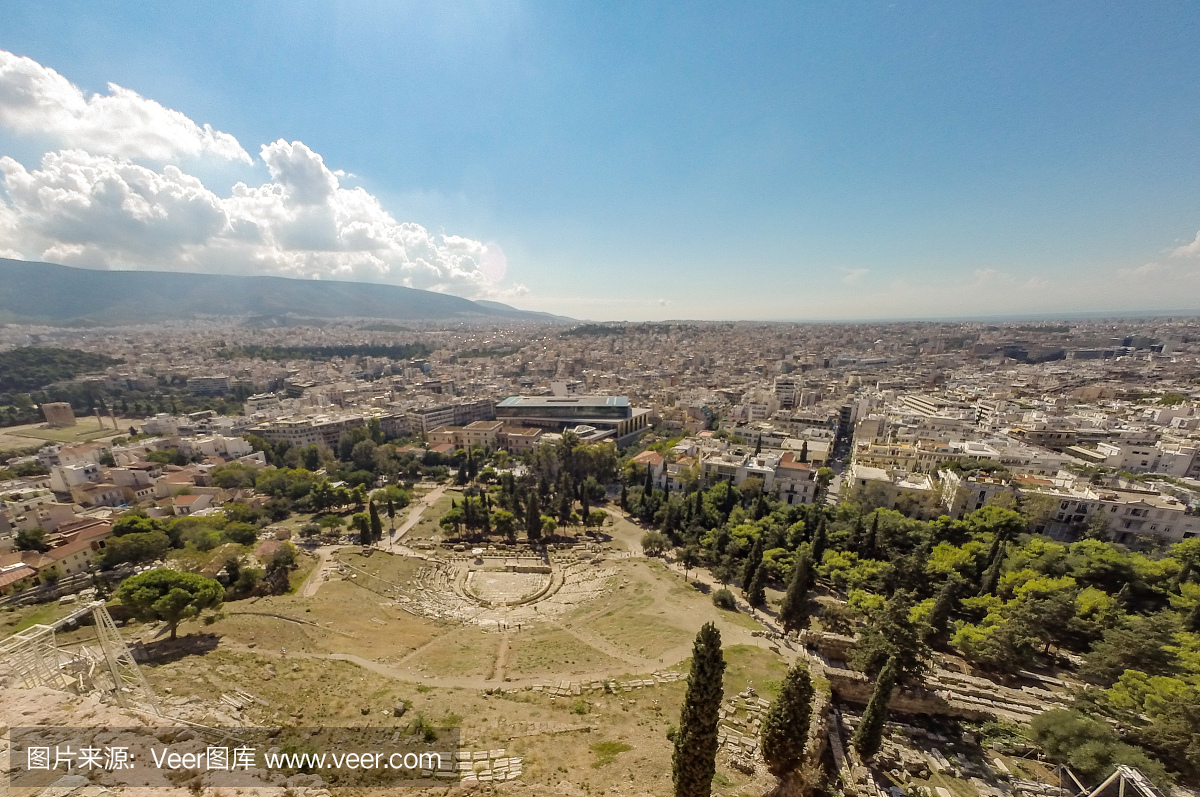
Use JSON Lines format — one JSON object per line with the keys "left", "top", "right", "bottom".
{"left": 2, "top": 6, "right": 1200, "bottom": 797}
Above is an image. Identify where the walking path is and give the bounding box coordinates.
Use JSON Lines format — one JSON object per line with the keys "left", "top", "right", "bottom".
{"left": 299, "top": 545, "right": 341, "bottom": 598}
{"left": 381, "top": 483, "right": 449, "bottom": 552}
{"left": 222, "top": 502, "right": 799, "bottom": 695}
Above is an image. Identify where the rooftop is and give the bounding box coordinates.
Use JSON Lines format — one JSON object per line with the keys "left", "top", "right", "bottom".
{"left": 497, "top": 395, "right": 629, "bottom": 408}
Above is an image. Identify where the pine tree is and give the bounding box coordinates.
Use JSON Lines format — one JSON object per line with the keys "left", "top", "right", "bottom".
{"left": 368, "top": 501, "right": 383, "bottom": 545}
{"left": 673, "top": 623, "right": 725, "bottom": 797}
{"left": 742, "top": 536, "right": 764, "bottom": 589}
{"left": 810, "top": 517, "right": 828, "bottom": 564}
{"left": 852, "top": 655, "right": 898, "bottom": 760}
{"left": 747, "top": 566, "right": 767, "bottom": 608}
{"left": 760, "top": 662, "right": 815, "bottom": 779}
{"left": 779, "top": 544, "right": 812, "bottom": 633}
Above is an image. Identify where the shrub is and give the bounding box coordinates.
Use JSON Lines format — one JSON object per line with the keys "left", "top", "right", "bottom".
{"left": 712, "top": 588, "right": 737, "bottom": 611}
{"left": 641, "top": 530, "right": 668, "bottom": 556}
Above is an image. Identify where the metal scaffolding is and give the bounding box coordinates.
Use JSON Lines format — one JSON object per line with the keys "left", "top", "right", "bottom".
{"left": 0, "top": 600, "right": 160, "bottom": 716}
{"left": 1078, "top": 766, "right": 1165, "bottom": 797}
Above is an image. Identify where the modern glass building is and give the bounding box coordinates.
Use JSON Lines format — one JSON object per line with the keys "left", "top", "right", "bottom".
{"left": 494, "top": 395, "right": 650, "bottom": 443}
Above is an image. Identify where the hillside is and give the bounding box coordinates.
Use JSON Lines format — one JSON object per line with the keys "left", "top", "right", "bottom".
{"left": 0, "top": 258, "right": 564, "bottom": 325}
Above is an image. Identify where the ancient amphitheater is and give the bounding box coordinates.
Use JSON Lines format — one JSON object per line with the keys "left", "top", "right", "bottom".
{"left": 347, "top": 551, "right": 619, "bottom": 630}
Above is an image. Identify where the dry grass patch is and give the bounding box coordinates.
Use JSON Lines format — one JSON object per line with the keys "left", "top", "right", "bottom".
{"left": 402, "top": 627, "right": 498, "bottom": 678}
{"left": 506, "top": 627, "right": 625, "bottom": 677}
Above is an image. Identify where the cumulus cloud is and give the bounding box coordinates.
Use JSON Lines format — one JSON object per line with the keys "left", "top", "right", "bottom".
{"left": 0, "top": 50, "right": 250, "bottom": 163}
{"left": 0, "top": 144, "right": 519, "bottom": 297}
{"left": 0, "top": 51, "right": 519, "bottom": 300}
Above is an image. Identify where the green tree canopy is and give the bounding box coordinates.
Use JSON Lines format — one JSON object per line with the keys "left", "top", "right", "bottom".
{"left": 115, "top": 569, "right": 224, "bottom": 640}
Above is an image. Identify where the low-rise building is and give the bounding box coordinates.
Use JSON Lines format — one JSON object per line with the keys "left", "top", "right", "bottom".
{"left": 939, "top": 470, "right": 1016, "bottom": 518}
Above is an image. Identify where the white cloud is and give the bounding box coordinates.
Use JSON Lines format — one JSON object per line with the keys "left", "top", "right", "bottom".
{"left": 0, "top": 51, "right": 518, "bottom": 300}
{"left": 1171, "top": 230, "right": 1200, "bottom": 259}
{"left": 841, "top": 268, "right": 869, "bottom": 285}
{"left": 1118, "top": 262, "right": 1166, "bottom": 279}
{"left": 0, "top": 144, "right": 515, "bottom": 298}
{"left": 0, "top": 50, "right": 250, "bottom": 164}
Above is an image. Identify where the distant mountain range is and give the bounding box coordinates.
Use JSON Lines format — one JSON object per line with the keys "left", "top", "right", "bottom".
{"left": 0, "top": 258, "right": 569, "bottom": 325}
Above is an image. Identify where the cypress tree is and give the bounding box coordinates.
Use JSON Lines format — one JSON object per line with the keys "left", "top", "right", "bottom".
{"left": 1174, "top": 559, "right": 1193, "bottom": 592}
{"left": 525, "top": 490, "right": 541, "bottom": 540}
{"left": 753, "top": 494, "right": 768, "bottom": 521}
{"left": 620, "top": 484, "right": 629, "bottom": 511}
{"left": 742, "top": 536, "right": 764, "bottom": 588}
{"left": 779, "top": 544, "right": 812, "bottom": 633}
{"left": 852, "top": 655, "right": 898, "bottom": 760}
{"left": 849, "top": 517, "right": 863, "bottom": 550}
{"left": 673, "top": 623, "right": 725, "bottom": 797}
{"left": 981, "top": 532, "right": 1003, "bottom": 572}
{"left": 645, "top": 465, "right": 654, "bottom": 493}
{"left": 747, "top": 565, "right": 767, "bottom": 608}
{"left": 810, "top": 517, "right": 828, "bottom": 565}
{"left": 558, "top": 489, "right": 573, "bottom": 525}
{"left": 1187, "top": 600, "right": 1200, "bottom": 634}
{"left": 923, "top": 578, "right": 958, "bottom": 645}
{"left": 368, "top": 501, "right": 383, "bottom": 545}
{"left": 1114, "top": 582, "right": 1132, "bottom": 609}
{"left": 978, "top": 541, "right": 1005, "bottom": 596}
{"left": 713, "top": 527, "right": 731, "bottom": 555}
{"left": 798, "top": 440, "right": 808, "bottom": 463}
{"left": 864, "top": 513, "right": 878, "bottom": 559}
{"left": 760, "top": 662, "right": 815, "bottom": 780}
{"left": 386, "top": 498, "right": 395, "bottom": 531}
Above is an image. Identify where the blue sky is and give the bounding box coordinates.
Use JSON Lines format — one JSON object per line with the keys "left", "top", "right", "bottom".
{"left": 1, "top": 2, "right": 1199, "bottom": 320}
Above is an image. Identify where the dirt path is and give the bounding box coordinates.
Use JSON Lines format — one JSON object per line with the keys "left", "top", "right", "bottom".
{"left": 299, "top": 545, "right": 343, "bottom": 598}
{"left": 490, "top": 635, "right": 510, "bottom": 682}
{"left": 211, "top": 510, "right": 799, "bottom": 693}
{"left": 382, "top": 483, "right": 449, "bottom": 551}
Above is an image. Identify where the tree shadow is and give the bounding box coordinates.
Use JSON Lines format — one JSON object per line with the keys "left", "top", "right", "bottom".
{"left": 138, "top": 633, "right": 220, "bottom": 665}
